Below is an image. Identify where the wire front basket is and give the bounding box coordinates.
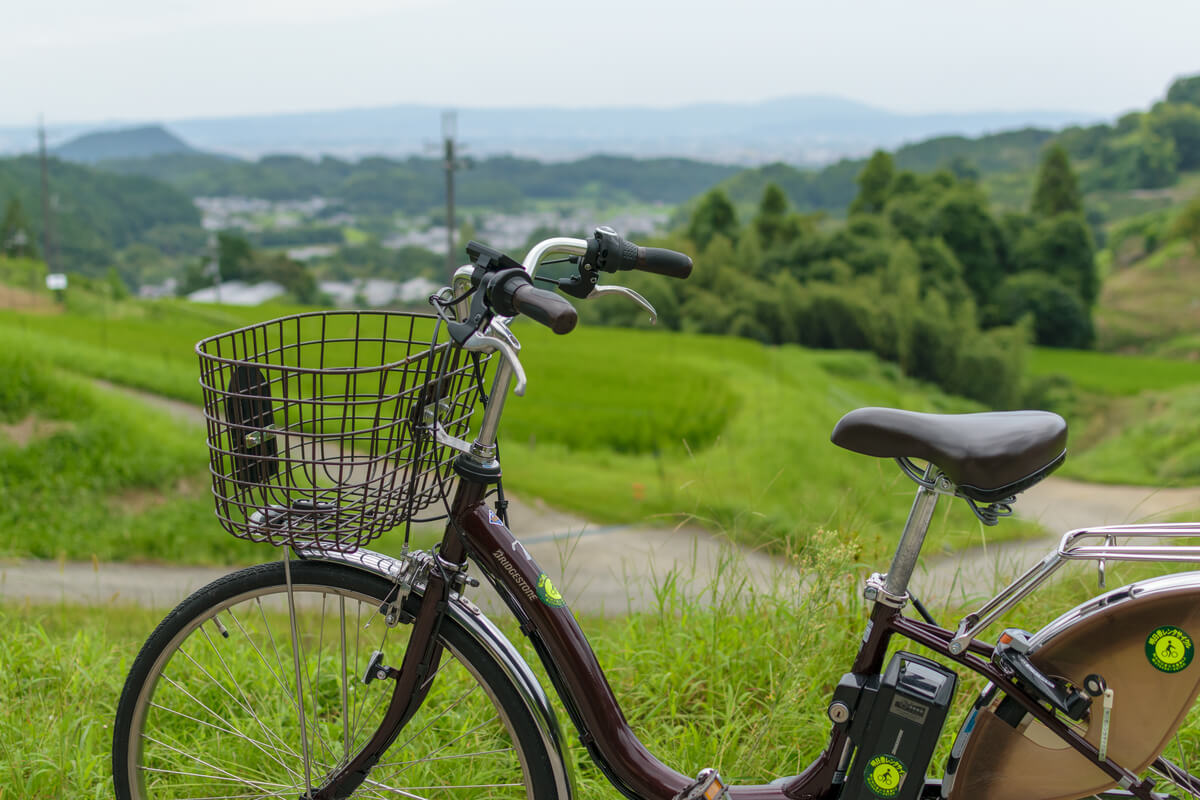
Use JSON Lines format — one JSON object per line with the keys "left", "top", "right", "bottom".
{"left": 197, "top": 310, "right": 486, "bottom": 552}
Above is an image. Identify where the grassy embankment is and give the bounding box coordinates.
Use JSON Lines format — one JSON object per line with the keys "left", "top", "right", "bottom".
{"left": 1023, "top": 232, "right": 1200, "bottom": 487}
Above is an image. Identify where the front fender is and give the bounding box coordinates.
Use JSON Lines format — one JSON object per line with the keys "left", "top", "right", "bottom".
{"left": 297, "top": 546, "right": 575, "bottom": 799}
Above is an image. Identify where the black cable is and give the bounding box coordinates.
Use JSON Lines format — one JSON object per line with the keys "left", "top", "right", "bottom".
{"left": 910, "top": 593, "right": 938, "bottom": 626}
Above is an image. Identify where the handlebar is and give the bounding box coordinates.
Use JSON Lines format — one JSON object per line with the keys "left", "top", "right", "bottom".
{"left": 510, "top": 283, "right": 577, "bottom": 334}
{"left": 434, "top": 228, "right": 692, "bottom": 462}
{"left": 584, "top": 226, "right": 693, "bottom": 279}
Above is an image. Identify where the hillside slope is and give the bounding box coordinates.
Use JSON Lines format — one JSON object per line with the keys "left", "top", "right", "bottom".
{"left": 1097, "top": 240, "right": 1200, "bottom": 353}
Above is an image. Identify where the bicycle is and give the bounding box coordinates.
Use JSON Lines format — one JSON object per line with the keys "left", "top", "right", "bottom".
{"left": 113, "top": 225, "right": 1200, "bottom": 800}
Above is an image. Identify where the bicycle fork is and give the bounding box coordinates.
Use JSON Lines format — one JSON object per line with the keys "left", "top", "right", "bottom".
{"left": 304, "top": 559, "right": 456, "bottom": 800}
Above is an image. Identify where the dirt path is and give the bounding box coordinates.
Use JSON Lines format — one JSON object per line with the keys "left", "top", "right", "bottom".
{"left": 2, "top": 380, "right": 783, "bottom": 615}
{"left": 6, "top": 380, "right": 1200, "bottom": 615}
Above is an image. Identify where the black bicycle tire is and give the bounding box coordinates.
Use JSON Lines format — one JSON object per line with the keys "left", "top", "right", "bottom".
{"left": 112, "top": 560, "right": 559, "bottom": 799}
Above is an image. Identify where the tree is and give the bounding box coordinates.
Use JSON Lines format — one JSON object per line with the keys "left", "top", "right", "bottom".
{"left": 217, "top": 232, "right": 254, "bottom": 280}
{"left": 1148, "top": 103, "right": 1200, "bottom": 171}
{"left": 687, "top": 189, "right": 738, "bottom": 251}
{"left": 1031, "top": 145, "right": 1083, "bottom": 217}
{"left": 1013, "top": 214, "right": 1098, "bottom": 306}
{"left": 754, "top": 183, "right": 791, "bottom": 249}
{"left": 1166, "top": 74, "right": 1200, "bottom": 107}
{"left": 1172, "top": 193, "right": 1200, "bottom": 256}
{"left": 927, "top": 187, "right": 1006, "bottom": 302}
{"left": 1095, "top": 128, "right": 1179, "bottom": 189}
{"left": 984, "top": 272, "right": 1094, "bottom": 348}
{"left": 1, "top": 196, "right": 38, "bottom": 259}
{"left": 849, "top": 150, "right": 895, "bottom": 215}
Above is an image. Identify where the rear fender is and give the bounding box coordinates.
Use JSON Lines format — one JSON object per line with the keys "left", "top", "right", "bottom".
{"left": 944, "top": 571, "right": 1200, "bottom": 800}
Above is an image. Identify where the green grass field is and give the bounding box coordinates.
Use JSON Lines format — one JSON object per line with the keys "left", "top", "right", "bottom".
{"left": 1028, "top": 345, "right": 1200, "bottom": 396}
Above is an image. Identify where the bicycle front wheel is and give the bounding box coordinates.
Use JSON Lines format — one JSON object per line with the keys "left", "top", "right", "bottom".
{"left": 113, "top": 560, "right": 558, "bottom": 799}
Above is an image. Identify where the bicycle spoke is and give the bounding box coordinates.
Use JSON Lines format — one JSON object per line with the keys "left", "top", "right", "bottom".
{"left": 147, "top": 700, "right": 301, "bottom": 782}
{"left": 156, "top": 672, "right": 300, "bottom": 770}
{"left": 116, "top": 564, "right": 547, "bottom": 799}
{"left": 173, "top": 638, "right": 302, "bottom": 770}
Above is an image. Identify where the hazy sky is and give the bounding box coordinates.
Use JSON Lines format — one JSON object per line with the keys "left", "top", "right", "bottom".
{"left": 4, "top": 0, "right": 1200, "bottom": 126}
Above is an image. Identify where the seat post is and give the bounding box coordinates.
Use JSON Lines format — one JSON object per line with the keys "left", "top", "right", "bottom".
{"left": 881, "top": 463, "right": 943, "bottom": 601}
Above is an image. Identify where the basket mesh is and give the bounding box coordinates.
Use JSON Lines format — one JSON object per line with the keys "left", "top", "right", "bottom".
{"left": 197, "top": 310, "right": 486, "bottom": 552}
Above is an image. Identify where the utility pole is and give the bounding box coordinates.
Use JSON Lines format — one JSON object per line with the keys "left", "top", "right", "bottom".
{"left": 37, "top": 116, "right": 57, "bottom": 274}
{"left": 207, "top": 233, "right": 222, "bottom": 304}
{"left": 442, "top": 110, "right": 462, "bottom": 279}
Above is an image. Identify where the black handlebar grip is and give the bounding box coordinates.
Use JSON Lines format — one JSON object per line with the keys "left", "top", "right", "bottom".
{"left": 511, "top": 283, "right": 578, "bottom": 335}
{"left": 635, "top": 246, "right": 693, "bottom": 279}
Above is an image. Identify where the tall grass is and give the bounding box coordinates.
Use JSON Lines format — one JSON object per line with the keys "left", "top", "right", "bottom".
{"left": 7, "top": 549, "right": 1200, "bottom": 797}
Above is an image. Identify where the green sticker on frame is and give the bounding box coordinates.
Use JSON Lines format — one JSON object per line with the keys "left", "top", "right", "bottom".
{"left": 864, "top": 754, "right": 906, "bottom": 797}
{"left": 537, "top": 573, "right": 566, "bottom": 607}
{"left": 1146, "top": 626, "right": 1194, "bottom": 673}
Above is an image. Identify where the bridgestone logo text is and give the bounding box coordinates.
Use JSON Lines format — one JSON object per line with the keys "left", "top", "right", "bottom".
{"left": 493, "top": 549, "right": 537, "bottom": 602}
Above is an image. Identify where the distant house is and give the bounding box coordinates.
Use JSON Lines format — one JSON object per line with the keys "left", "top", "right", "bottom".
{"left": 187, "top": 281, "right": 286, "bottom": 305}
{"left": 318, "top": 277, "right": 442, "bottom": 308}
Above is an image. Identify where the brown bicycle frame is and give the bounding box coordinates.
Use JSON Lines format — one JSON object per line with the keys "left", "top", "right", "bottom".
{"left": 354, "top": 476, "right": 1186, "bottom": 800}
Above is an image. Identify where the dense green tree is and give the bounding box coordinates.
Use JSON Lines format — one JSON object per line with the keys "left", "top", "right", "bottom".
{"left": 754, "top": 183, "right": 797, "bottom": 250}
{"left": 944, "top": 156, "right": 980, "bottom": 182}
{"left": 984, "top": 272, "right": 1093, "bottom": 348}
{"left": 1166, "top": 74, "right": 1200, "bottom": 107}
{"left": 1094, "top": 128, "right": 1179, "bottom": 189}
{"left": 1148, "top": 103, "right": 1200, "bottom": 171}
{"left": 926, "top": 187, "right": 1006, "bottom": 301}
{"left": 1012, "top": 214, "right": 1097, "bottom": 306}
{"left": 1, "top": 196, "right": 37, "bottom": 258}
{"left": 1031, "top": 145, "right": 1083, "bottom": 217}
{"left": 687, "top": 189, "right": 739, "bottom": 251}
{"left": 1172, "top": 194, "right": 1200, "bottom": 256}
{"left": 1055, "top": 123, "right": 1113, "bottom": 160}
{"left": 850, "top": 150, "right": 895, "bottom": 215}
{"left": 217, "top": 232, "right": 255, "bottom": 281}
{"left": 752, "top": 185, "right": 786, "bottom": 249}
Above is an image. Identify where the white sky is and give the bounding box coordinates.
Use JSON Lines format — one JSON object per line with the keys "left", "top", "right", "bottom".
{"left": 3, "top": 0, "right": 1199, "bottom": 126}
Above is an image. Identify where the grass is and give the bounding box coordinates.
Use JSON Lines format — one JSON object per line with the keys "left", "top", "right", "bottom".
{"left": 6, "top": 547, "right": 1200, "bottom": 798}
{"left": 1028, "top": 345, "right": 1200, "bottom": 396}
{"left": 1060, "top": 385, "right": 1200, "bottom": 486}
{"left": 1095, "top": 239, "right": 1200, "bottom": 352}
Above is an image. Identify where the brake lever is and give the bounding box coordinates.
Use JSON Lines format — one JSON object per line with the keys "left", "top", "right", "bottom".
{"left": 588, "top": 284, "right": 658, "bottom": 324}
{"left": 461, "top": 321, "right": 527, "bottom": 396}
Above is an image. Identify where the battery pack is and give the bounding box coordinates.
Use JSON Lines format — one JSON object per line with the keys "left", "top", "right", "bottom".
{"left": 838, "top": 652, "right": 958, "bottom": 800}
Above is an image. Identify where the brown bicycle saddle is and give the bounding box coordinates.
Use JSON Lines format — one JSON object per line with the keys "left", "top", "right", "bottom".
{"left": 830, "top": 407, "right": 1067, "bottom": 503}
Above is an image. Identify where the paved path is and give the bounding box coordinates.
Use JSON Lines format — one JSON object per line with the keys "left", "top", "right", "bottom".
{"left": 914, "top": 477, "right": 1200, "bottom": 606}
{"left": 5, "top": 381, "right": 1200, "bottom": 614}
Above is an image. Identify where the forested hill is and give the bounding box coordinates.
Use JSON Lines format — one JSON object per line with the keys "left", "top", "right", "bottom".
{"left": 0, "top": 156, "right": 202, "bottom": 268}
{"left": 54, "top": 125, "right": 198, "bottom": 163}
{"left": 710, "top": 128, "right": 1056, "bottom": 212}
{"left": 97, "top": 152, "right": 742, "bottom": 211}
{"left": 709, "top": 73, "right": 1200, "bottom": 216}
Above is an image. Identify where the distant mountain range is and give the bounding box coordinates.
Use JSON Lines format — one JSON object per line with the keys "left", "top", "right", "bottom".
{"left": 0, "top": 95, "right": 1102, "bottom": 165}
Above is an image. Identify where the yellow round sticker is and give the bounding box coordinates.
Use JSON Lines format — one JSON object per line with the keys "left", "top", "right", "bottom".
{"left": 537, "top": 573, "right": 565, "bottom": 608}
{"left": 1147, "top": 626, "right": 1194, "bottom": 673}
{"left": 864, "top": 754, "right": 905, "bottom": 797}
